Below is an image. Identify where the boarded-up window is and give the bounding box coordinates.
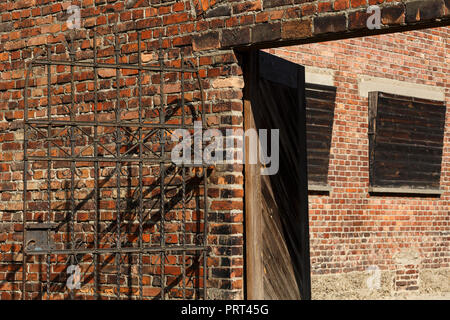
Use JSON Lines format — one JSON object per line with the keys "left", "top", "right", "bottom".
{"left": 305, "top": 83, "right": 336, "bottom": 187}
{"left": 368, "top": 91, "right": 446, "bottom": 191}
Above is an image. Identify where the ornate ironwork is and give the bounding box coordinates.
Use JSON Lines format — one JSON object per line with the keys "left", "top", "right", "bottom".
{"left": 23, "top": 29, "right": 210, "bottom": 300}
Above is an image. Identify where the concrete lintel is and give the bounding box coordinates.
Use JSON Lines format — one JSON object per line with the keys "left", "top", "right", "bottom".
{"left": 305, "top": 66, "right": 335, "bottom": 87}
{"left": 308, "top": 184, "right": 332, "bottom": 192}
{"left": 358, "top": 75, "right": 445, "bottom": 101}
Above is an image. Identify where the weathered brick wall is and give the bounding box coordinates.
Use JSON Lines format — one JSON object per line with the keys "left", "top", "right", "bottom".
{"left": 0, "top": 0, "right": 449, "bottom": 299}
{"left": 268, "top": 26, "right": 449, "bottom": 298}
{"left": 192, "top": 0, "right": 450, "bottom": 50}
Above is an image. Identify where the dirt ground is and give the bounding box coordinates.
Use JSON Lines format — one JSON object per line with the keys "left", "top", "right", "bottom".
{"left": 311, "top": 268, "right": 450, "bottom": 300}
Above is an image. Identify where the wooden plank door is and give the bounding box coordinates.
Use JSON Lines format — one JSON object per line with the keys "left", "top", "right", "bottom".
{"left": 244, "top": 50, "right": 311, "bottom": 300}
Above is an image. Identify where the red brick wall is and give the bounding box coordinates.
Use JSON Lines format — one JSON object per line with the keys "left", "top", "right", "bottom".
{"left": 268, "top": 26, "right": 449, "bottom": 296}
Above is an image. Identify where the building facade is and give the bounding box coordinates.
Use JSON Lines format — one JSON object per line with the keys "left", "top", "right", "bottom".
{"left": 269, "top": 26, "right": 449, "bottom": 298}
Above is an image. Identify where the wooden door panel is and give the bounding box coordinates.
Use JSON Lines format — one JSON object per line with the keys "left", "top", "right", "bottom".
{"left": 245, "top": 50, "right": 311, "bottom": 300}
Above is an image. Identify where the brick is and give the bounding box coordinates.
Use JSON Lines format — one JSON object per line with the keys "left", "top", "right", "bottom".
{"left": 172, "top": 35, "right": 192, "bottom": 46}
{"left": 382, "top": 5, "right": 405, "bottom": 25}
{"left": 163, "top": 12, "right": 189, "bottom": 25}
{"left": 193, "top": 31, "right": 220, "bottom": 51}
{"left": 351, "top": 0, "right": 366, "bottom": 8}
{"left": 193, "top": 0, "right": 210, "bottom": 15}
{"left": 301, "top": 3, "right": 316, "bottom": 16}
{"left": 406, "top": 286, "right": 419, "bottom": 291}
{"left": 254, "top": 12, "right": 268, "bottom": 23}
{"left": 221, "top": 27, "right": 251, "bottom": 47}
{"left": 173, "top": 1, "right": 184, "bottom": 12}
{"left": 281, "top": 19, "right": 312, "bottom": 39}
{"left": 284, "top": 7, "right": 301, "bottom": 19}
{"left": 14, "top": 0, "right": 35, "bottom": 10}
{"left": 314, "top": 14, "right": 347, "bottom": 34}
{"left": 211, "top": 200, "right": 244, "bottom": 210}
{"left": 27, "top": 35, "right": 47, "bottom": 46}
{"left": 136, "top": 18, "right": 161, "bottom": 29}
{"left": 0, "top": 52, "right": 8, "bottom": 61}
{"left": 205, "top": 5, "right": 231, "bottom": 18}
{"left": 251, "top": 22, "right": 281, "bottom": 43}
{"left": 406, "top": 0, "right": 445, "bottom": 22}
{"left": 212, "top": 77, "right": 245, "bottom": 89}
{"left": 232, "top": 1, "right": 262, "bottom": 14}
{"left": 334, "top": 0, "right": 349, "bottom": 10}
{"left": 212, "top": 268, "right": 231, "bottom": 278}
{"left": 98, "top": 69, "right": 115, "bottom": 78}
{"left": 263, "top": 0, "right": 293, "bottom": 9}
{"left": 239, "top": 14, "right": 255, "bottom": 26}
{"left": 0, "top": 22, "right": 13, "bottom": 33}
{"left": 4, "top": 40, "right": 26, "bottom": 51}
{"left": 348, "top": 9, "right": 371, "bottom": 30}
{"left": 318, "top": 2, "right": 333, "bottom": 12}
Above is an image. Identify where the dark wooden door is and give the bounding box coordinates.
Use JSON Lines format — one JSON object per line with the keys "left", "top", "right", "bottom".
{"left": 244, "top": 50, "right": 311, "bottom": 300}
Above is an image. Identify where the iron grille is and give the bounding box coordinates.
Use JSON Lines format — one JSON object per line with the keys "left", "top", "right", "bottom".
{"left": 22, "top": 29, "right": 210, "bottom": 300}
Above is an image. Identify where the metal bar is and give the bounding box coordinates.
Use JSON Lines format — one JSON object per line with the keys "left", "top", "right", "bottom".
{"left": 111, "top": 128, "right": 159, "bottom": 158}
{"left": 138, "top": 31, "right": 143, "bottom": 300}
{"left": 22, "top": 64, "right": 31, "bottom": 301}
{"left": 25, "top": 246, "right": 208, "bottom": 255}
{"left": 26, "top": 156, "right": 207, "bottom": 165}
{"left": 28, "top": 122, "right": 189, "bottom": 159}
{"left": 203, "top": 165, "right": 208, "bottom": 300}
{"left": 24, "top": 223, "right": 57, "bottom": 229}
{"left": 22, "top": 48, "right": 46, "bottom": 300}
{"left": 93, "top": 31, "right": 99, "bottom": 301}
{"left": 196, "top": 69, "right": 206, "bottom": 128}
{"left": 182, "top": 166, "right": 186, "bottom": 299}
{"left": 33, "top": 59, "right": 197, "bottom": 73}
{"left": 26, "top": 120, "right": 199, "bottom": 129}
{"left": 69, "top": 41, "right": 76, "bottom": 300}
{"left": 159, "top": 37, "right": 165, "bottom": 301}
{"left": 46, "top": 45, "right": 51, "bottom": 300}
{"left": 26, "top": 124, "right": 72, "bottom": 157}
{"left": 29, "top": 122, "right": 160, "bottom": 161}
{"left": 114, "top": 31, "right": 122, "bottom": 300}
{"left": 181, "top": 51, "right": 185, "bottom": 128}
{"left": 181, "top": 52, "right": 186, "bottom": 300}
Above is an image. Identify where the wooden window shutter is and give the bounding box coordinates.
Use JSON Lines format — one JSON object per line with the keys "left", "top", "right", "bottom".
{"left": 368, "top": 91, "right": 446, "bottom": 192}
{"left": 305, "top": 83, "right": 337, "bottom": 187}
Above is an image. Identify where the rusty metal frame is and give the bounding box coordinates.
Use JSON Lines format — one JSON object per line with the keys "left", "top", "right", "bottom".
{"left": 22, "top": 29, "right": 209, "bottom": 300}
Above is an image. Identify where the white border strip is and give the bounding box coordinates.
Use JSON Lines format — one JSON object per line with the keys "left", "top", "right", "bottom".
{"left": 358, "top": 75, "right": 445, "bottom": 101}
{"left": 305, "top": 66, "right": 335, "bottom": 87}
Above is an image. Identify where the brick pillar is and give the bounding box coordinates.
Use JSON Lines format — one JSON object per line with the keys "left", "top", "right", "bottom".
{"left": 394, "top": 264, "right": 420, "bottom": 292}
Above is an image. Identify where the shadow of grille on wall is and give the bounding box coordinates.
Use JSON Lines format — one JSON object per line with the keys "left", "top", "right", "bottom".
{"left": 22, "top": 29, "right": 210, "bottom": 300}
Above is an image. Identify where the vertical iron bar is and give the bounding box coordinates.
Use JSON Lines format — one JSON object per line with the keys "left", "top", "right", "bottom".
{"left": 93, "top": 31, "right": 99, "bottom": 300}
{"left": 159, "top": 36, "right": 165, "bottom": 300}
{"left": 138, "top": 31, "right": 143, "bottom": 300}
{"left": 46, "top": 45, "right": 51, "bottom": 300}
{"left": 69, "top": 40, "right": 76, "bottom": 300}
{"left": 203, "top": 167, "right": 208, "bottom": 300}
{"left": 181, "top": 51, "right": 185, "bottom": 128}
{"left": 22, "top": 61, "right": 32, "bottom": 301}
{"left": 114, "top": 30, "right": 122, "bottom": 300}
{"left": 194, "top": 68, "right": 206, "bottom": 127}
{"left": 181, "top": 51, "right": 186, "bottom": 299}
{"left": 182, "top": 166, "right": 186, "bottom": 299}
{"left": 199, "top": 66, "right": 208, "bottom": 300}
